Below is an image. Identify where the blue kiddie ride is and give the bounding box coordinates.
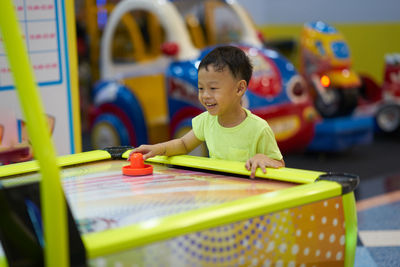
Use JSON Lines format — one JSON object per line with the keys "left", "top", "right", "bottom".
{"left": 90, "top": 0, "right": 318, "bottom": 154}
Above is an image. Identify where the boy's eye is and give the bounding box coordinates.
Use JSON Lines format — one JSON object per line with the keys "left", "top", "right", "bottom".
{"left": 198, "top": 87, "right": 203, "bottom": 90}
{"left": 211, "top": 87, "right": 217, "bottom": 90}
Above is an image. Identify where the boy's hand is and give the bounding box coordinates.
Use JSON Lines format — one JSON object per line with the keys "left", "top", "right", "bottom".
{"left": 128, "top": 144, "right": 165, "bottom": 160}
{"left": 245, "top": 154, "right": 284, "bottom": 179}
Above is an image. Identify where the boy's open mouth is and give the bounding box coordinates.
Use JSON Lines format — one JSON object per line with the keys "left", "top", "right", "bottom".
{"left": 205, "top": 103, "right": 216, "bottom": 107}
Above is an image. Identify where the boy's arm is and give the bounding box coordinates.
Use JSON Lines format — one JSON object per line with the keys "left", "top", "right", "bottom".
{"left": 163, "top": 130, "right": 202, "bottom": 156}
{"left": 131, "top": 130, "right": 202, "bottom": 160}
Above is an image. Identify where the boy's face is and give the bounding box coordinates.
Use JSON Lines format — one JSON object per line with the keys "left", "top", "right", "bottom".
{"left": 198, "top": 65, "right": 245, "bottom": 116}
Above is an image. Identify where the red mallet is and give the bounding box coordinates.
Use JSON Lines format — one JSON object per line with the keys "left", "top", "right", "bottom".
{"left": 122, "top": 153, "right": 153, "bottom": 176}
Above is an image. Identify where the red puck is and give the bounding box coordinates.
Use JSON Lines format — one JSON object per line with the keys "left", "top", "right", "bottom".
{"left": 123, "top": 153, "right": 153, "bottom": 176}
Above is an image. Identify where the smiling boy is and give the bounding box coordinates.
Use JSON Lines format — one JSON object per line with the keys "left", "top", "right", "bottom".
{"left": 130, "top": 45, "right": 284, "bottom": 178}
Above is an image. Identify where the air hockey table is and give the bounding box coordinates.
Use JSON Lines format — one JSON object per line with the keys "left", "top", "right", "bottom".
{"left": 0, "top": 146, "right": 359, "bottom": 267}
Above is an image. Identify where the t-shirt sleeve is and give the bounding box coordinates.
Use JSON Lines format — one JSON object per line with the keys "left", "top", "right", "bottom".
{"left": 192, "top": 112, "right": 206, "bottom": 141}
{"left": 257, "top": 125, "right": 283, "bottom": 161}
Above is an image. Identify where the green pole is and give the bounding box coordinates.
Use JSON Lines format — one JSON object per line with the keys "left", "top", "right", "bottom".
{"left": 0, "top": 1, "right": 69, "bottom": 266}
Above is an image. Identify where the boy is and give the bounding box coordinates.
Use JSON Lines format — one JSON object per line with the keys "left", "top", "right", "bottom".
{"left": 130, "top": 45, "right": 284, "bottom": 178}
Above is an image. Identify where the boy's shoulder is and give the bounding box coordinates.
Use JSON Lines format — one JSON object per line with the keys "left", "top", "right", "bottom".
{"left": 193, "top": 111, "right": 216, "bottom": 125}
{"left": 195, "top": 111, "right": 211, "bottom": 121}
{"left": 244, "top": 109, "right": 268, "bottom": 126}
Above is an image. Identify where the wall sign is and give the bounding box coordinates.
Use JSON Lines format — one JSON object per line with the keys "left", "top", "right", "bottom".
{"left": 0, "top": 0, "right": 80, "bottom": 155}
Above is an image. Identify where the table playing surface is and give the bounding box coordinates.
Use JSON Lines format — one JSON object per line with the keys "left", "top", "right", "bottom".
{"left": 2, "top": 159, "right": 295, "bottom": 234}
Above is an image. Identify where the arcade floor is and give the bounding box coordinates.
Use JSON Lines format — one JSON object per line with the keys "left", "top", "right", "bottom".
{"left": 82, "top": 132, "right": 400, "bottom": 266}
{"left": 285, "top": 133, "right": 400, "bottom": 267}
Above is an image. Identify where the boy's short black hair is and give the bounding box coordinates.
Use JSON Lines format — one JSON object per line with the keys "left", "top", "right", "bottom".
{"left": 198, "top": 45, "right": 253, "bottom": 84}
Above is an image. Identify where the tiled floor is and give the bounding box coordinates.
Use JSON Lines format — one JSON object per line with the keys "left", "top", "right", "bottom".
{"left": 355, "top": 174, "right": 400, "bottom": 266}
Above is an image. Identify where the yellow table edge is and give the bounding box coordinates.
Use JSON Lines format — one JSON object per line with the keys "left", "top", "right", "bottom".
{"left": 1, "top": 150, "right": 324, "bottom": 183}
{"left": 0, "top": 150, "right": 112, "bottom": 178}
{"left": 343, "top": 192, "right": 358, "bottom": 267}
{"left": 134, "top": 153, "right": 325, "bottom": 184}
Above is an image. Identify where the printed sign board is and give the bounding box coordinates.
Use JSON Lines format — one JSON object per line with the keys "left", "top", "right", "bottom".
{"left": 0, "top": 0, "right": 80, "bottom": 155}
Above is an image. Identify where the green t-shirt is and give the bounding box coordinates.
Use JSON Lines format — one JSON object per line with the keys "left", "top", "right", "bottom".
{"left": 192, "top": 109, "right": 283, "bottom": 162}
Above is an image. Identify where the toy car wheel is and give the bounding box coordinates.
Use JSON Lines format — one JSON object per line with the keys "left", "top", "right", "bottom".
{"left": 376, "top": 104, "right": 400, "bottom": 133}
{"left": 315, "top": 88, "right": 358, "bottom": 118}
{"left": 314, "top": 88, "right": 341, "bottom": 117}
{"left": 91, "top": 113, "right": 131, "bottom": 149}
{"left": 341, "top": 88, "right": 358, "bottom": 115}
{"left": 90, "top": 82, "right": 148, "bottom": 149}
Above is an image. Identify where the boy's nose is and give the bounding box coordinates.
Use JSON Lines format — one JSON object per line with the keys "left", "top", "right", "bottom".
{"left": 201, "top": 90, "right": 211, "bottom": 98}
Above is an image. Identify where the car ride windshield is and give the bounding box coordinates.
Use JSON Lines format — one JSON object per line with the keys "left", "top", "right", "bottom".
{"left": 172, "top": 0, "right": 243, "bottom": 48}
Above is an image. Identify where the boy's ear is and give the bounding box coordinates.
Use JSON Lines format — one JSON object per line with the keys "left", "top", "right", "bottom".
{"left": 237, "top": 80, "right": 247, "bottom": 95}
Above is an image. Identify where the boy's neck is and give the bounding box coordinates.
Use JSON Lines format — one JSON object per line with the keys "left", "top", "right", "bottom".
{"left": 218, "top": 107, "right": 247, "bottom": 128}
